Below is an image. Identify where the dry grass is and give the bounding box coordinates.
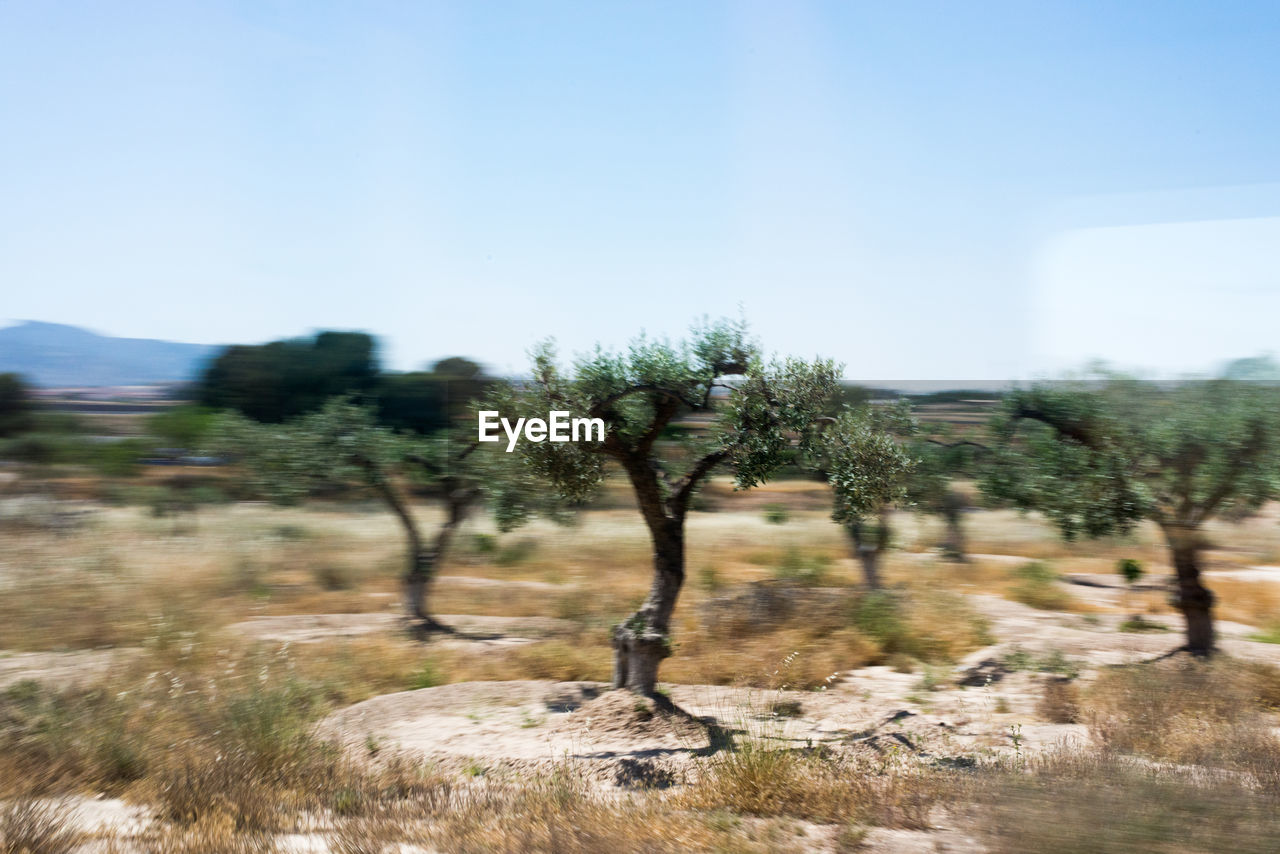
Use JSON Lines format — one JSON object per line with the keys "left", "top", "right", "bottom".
{"left": 433, "top": 634, "right": 613, "bottom": 684}
{"left": 665, "top": 583, "right": 989, "bottom": 689}
{"left": 1036, "top": 676, "right": 1081, "bottom": 724}
{"left": 680, "top": 742, "right": 943, "bottom": 828}
{"left": 1005, "top": 561, "right": 1077, "bottom": 611}
{"left": 0, "top": 639, "right": 445, "bottom": 803}
{"left": 427, "top": 770, "right": 779, "bottom": 853}
{"left": 1082, "top": 656, "right": 1280, "bottom": 771}
{"left": 1212, "top": 577, "right": 1280, "bottom": 627}
{"left": 0, "top": 798, "right": 81, "bottom": 854}
{"left": 971, "top": 748, "right": 1280, "bottom": 854}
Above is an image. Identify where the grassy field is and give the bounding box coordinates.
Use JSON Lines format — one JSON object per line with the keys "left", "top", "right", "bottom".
{"left": 2, "top": 475, "right": 1280, "bottom": 852}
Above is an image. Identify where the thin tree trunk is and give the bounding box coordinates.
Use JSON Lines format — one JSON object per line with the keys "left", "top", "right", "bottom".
{"left": 939, "top": 491, "right": 968, "bottom": 562}
{"left": 1161, "top": 523, "right": 1215, "bottom": 656}
{"left": 847, "top": 508, "right": 891, "bottom": 589}
{"left": 372, "top": 476, "right": 433, "bottom": 627}
{"left": 857, "top": 547, "right": 882, "bottom": 589}
{"left": 369, "top": 469, "right": 471, "bottom": 633}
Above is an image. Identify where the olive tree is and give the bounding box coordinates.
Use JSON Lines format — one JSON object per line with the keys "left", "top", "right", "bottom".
{"left": 818, "top": 403, "right": 916, "bottom": 588}
{"left": 213, "top": 398, "right": 552, "bottom": 632}
{"left": 914, "top": 433, "right": 990, "bottom": 562}
{"left": 499, "top": 320, "right": 839, "bottom": 695}
{"left": 981, "top": 376, "right": 1280, "bottom": 655}
{"left": 818, "top": 403, "right": 985, "bottom": 586}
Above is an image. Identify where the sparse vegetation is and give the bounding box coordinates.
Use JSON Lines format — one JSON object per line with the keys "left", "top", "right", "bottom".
{"left": 1083, "top": 657, "right": 1280, "bottom": 770}
{"left": 2, "top": 417, "right": 1280, "bottom": 850}
{"left": 1008, "top": 561, "right": 1075, "bottom": 611}
{"left": 973, "top": 748, "right": 1280, "bottom": 853}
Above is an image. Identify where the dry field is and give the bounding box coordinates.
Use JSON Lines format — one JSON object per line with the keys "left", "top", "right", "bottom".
{"left": 2, "top": 477, "right": 1280, "bottom": 852}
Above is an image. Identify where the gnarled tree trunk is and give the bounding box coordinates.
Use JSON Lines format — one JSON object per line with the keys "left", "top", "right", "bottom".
{"left": 614, "top": 514, "right": 684, "bottom": 695}
{"left": 1160, "top": 522, "right": 1215, "bottom": 656}
{"left": 372, "top": 468, "right": 473, "bottom": 634}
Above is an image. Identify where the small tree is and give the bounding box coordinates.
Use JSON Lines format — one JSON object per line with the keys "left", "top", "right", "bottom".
{"left": 1117, "top": 558, "right": 1144, "bottom": 613}
{"left": 817, "top": 404, "right": 984, "bottom": 586}
{"left": 501, "top": 320, "right": 839, "bottom": 694}
{"left": 913, "top": 435, "right": 986, "bottom": 562}
{"left": 1117, "top": 558, "right": 1144, "bottom": 588}
{"left": 982, "top": 376, "right": 1280, "bottom": 656}
{"left": 213, "top": 398, "right": 553, "bottom": 632}
{"left": 818, "top": 403, "right": 917, "bottom": 588}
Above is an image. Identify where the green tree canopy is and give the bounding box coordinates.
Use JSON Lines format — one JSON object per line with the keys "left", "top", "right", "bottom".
{"left": 376, "top": 357, "right": 496, "bottom": 436}
{"left": 980, "top": 374, "right": 1280, "bottom": 654}
{"left": 496, "top": 318, "right": 839, "bottom": 694}
{"left": 817, "top": 402, "right": 918, "bottom": 587}
{"left": 197, "top": 331, "right": 379, "bottom": 423}
{"left": 211, "top": 397, "right": 561, "bottom": 631}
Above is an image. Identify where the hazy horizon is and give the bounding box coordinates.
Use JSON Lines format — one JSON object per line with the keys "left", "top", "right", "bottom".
{"left": 2, "top": 317, "right": 1272, "bottom": 390}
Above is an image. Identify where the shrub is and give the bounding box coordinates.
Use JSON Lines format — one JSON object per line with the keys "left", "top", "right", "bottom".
{"left": 762, "top": 504, "right": 789, "bottom": 525}
{"left": 1009, "top": 562, "right": 1073, "bottom": 611}
{"left": 697, "top": 565, "right": 723, "bottom": 592}
{"left": 1000, "top": 645, "right": 1081, "bottom": 678}
{"left": 1116, "top": 558, "right": 1144, "bottom": 587}
{"left": 496, "top": 538, "right": 537, "bottom": 566}
{"left": 852, "top": 589, "right": 990, "bottom": 663}
{"left": 771, "top": 549, "right": 829, "bottom": 586}
{"left": 312, "top": 563, "right": 356, "bottom": 591}
{"left": 682, "top": 742, "right": 942, "bottom": 828}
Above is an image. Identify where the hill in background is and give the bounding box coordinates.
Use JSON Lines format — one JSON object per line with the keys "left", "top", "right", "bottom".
{"left": 0, "top": 321, "right": 218, "bottom": 387}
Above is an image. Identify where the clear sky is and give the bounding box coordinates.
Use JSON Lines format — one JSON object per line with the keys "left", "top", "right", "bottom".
{"left": 2, "top": 1, "right": 1277, "bottom": 380}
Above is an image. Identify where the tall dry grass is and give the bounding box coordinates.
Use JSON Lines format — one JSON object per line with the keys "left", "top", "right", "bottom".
{"left": 1082, "top": 656, "right": 1280, "bottom": 773}
{"left": 971, "top": 748, "right": 1280, "bottom": 854}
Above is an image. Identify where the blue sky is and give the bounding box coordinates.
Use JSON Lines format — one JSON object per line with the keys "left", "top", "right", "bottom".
{"left": 2, "top": 1, "right": 1277, "bottom": 379}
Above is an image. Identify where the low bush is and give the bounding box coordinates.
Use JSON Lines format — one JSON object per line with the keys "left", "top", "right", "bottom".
{"left": 681, "top": 741, "right": 942, "bottom": 828}
{"left": 1008, "top": 562, "right": 1074, "bottom": 611}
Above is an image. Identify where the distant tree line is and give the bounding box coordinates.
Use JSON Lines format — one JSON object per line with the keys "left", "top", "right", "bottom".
{"left": 196, "top": 331, "right": 493, "bottom": 434}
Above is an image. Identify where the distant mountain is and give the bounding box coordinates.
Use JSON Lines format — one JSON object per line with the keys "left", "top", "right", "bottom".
{"left": 0, "top": 321, "right": 220, "bottom": 387}
{"left": 1221, "top": 355, "right": 1280, "bottom": 382}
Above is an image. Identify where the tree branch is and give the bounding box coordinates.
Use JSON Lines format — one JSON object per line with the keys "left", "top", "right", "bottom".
{"left": 670, "top": 448, "right": 731, "bottom": 516}
{"left": 1010, "top": 404, "right": 1105, "bottom": 450}
{"left": 634, "top": 395, "right": 682, "bottom": 458}
{"left": 589, "top": 384, "right": 703, "bottom": 420}
{"left": 925, "top": 438, "right": 990, "bottom": 452}
{"left": 1192, "top": 419, "right": 1268, "bottom": 525}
